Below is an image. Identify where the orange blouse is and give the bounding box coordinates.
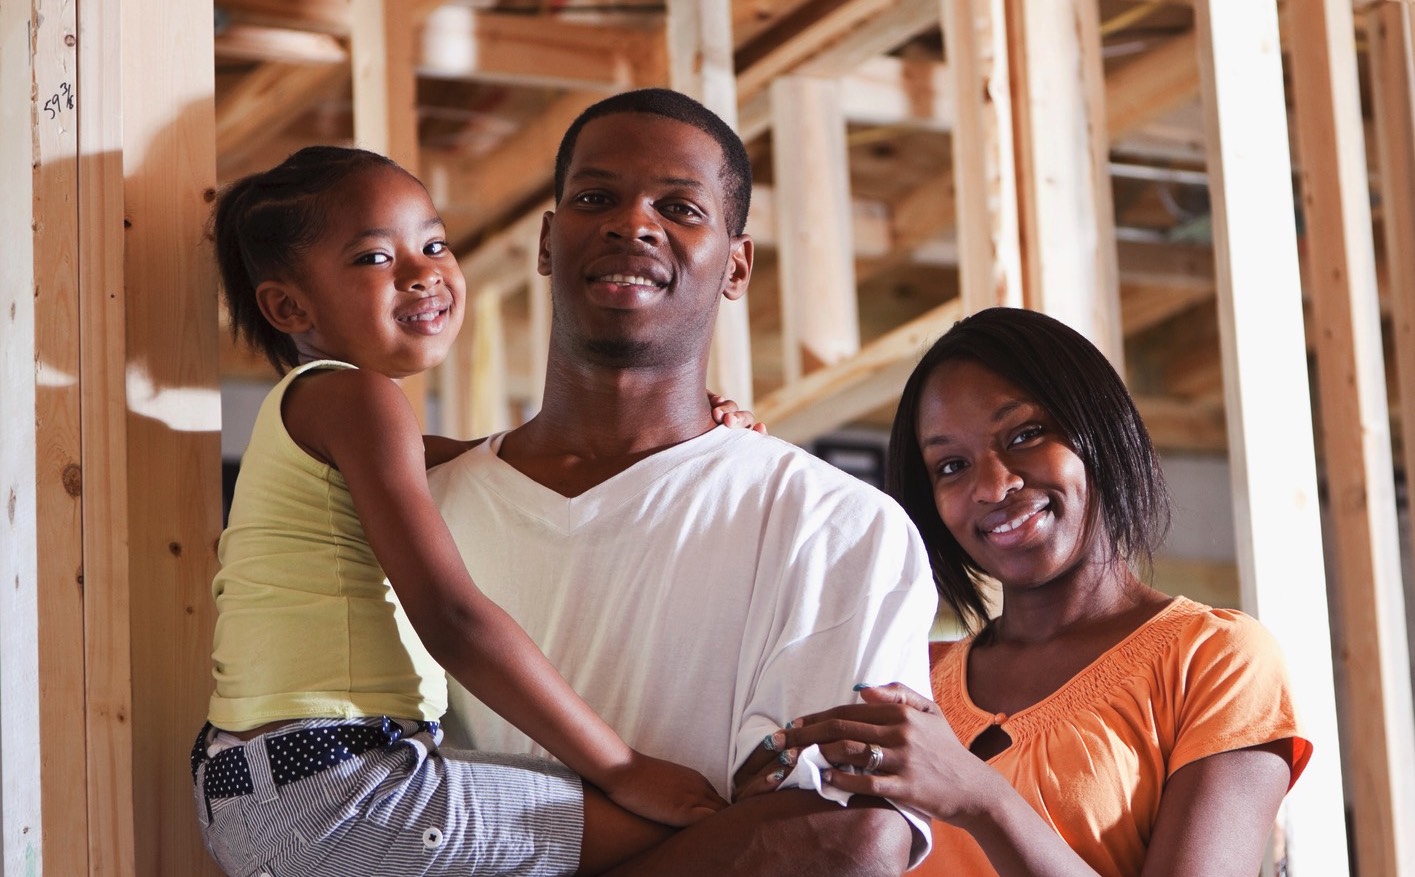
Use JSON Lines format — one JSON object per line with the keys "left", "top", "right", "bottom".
{"left": 913, "top": 597, "right": 1311, "bottom": 877}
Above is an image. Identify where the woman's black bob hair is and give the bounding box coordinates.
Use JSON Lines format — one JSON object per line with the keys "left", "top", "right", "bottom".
{"left": 886, "top": 307, "right": 1170, "bottom": 632}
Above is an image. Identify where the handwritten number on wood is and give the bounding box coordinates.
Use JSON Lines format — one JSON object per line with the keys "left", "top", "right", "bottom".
{"left": 44, "top": 82, "right": 74, "bottom": 120}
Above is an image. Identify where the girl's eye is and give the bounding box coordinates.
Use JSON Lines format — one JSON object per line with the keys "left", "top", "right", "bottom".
{"left": 425, "top": 240, "right": 449, "bottom": 256}
{"left": 936, "top": 459, "right": 965, "bottom": 478}
{"left": 356, "top": 252, "right": 391, "bottom": 266}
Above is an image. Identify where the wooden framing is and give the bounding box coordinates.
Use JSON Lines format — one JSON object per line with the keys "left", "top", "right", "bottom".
{"left": 1193, "top": 1, "right": 1350, "bottom": 871}
{"left": 1007, "top": 0, "right": 1124, "bottom": 367}
{"left": 1, "top": 0, "right": 42, "bottom": 869}
{"left": 1288, "top": 1, "right": 1415, "bottom": 873}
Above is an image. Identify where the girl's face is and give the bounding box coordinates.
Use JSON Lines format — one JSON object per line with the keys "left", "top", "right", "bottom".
{"left": 267, "top": 165, "right": 466, "bottom": 379}
{"left": 916, "top": 358, "right": 1098, "bottom": 591}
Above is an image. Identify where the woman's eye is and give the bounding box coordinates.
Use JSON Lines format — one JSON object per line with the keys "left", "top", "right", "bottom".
{"left": 937, "top": 459, "right": 965, "bottom": 478}
{"left": 1010, "top": 426, "right": 1043, "bottom": 447}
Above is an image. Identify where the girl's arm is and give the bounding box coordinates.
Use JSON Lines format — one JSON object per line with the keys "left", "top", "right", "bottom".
{"left": 769, "top": 683, "right": 1292, "bottom": 877}
{"left": 284, "top": 368, "right": 727, "bottom": 827}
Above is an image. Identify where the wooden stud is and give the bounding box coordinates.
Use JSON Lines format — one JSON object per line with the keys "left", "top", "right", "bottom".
{"left": 1289, "top": 2, "right": 1415, "bottom": 872}
{"left": 470, "top": 291, "right": 510, "bottom": 437}
{"left": 0, "top": 0, "right": 42, "bottom": 870}
{"left": 1106, "top": 31, "right": 1201, "bottom": 142}
{"left": 351, "top": 0, "right": 427, "bottom": 423}
{"left": 668, "top": 0, "right": 754, "bottom": 407}
{"left": 214, "top": 24, "right": 347, "bottom": 64}
{"left": 79, "top": 0, "right": 137, "bottom": 871}
{"left": 771, "top": 76, "right": 861, "bottom": 382}
{"left": 216, "top": 62, "right": 350, "bottom": 175}
{"left": 1007, "top": 0, "right": 1124, "bottom": 368}
{"left": 1193, "top": 1, "right": 1351, "bottom": 871}
{"left": 32, "top": 0, "right": 91, "bottom": 871}
{"left": 1367, "top": 0, "right": 1415, "bottom": 820}
{"left": 942, "top": 0, "right": 1024, "bottom": 313}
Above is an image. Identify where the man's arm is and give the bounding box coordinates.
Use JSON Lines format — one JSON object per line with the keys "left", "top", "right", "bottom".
{"left": 604, "top": 789, "right": 913, "bottom": 877}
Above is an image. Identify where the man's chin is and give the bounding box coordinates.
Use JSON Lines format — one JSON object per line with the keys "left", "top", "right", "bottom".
{"left": 584, "top": 336, "right": 657, "bottom": 366}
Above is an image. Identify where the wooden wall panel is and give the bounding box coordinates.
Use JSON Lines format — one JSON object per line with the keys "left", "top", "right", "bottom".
{"left": 1193, "top": 0, "right": 1350, "bottom": 870}
{"left": 1, "top": 0, "right": 43, "bottom": 870}
{"left": 1288, "top": 1, "right": 1415, "bottom": 873}
{"left": 120, "top": 0, "right": 223, "bottom": 871}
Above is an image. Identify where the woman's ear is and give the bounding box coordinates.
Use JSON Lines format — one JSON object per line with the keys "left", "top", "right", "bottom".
{"left": 256, "top": 281, "right": 313, "bottom": 334}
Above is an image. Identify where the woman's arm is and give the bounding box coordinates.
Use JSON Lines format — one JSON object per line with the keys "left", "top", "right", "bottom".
{"left": 284, "top": 369, "right": 727, "bottom": 827}
{"left": 773, "top": 683, "right": 1292, "bottom": 877}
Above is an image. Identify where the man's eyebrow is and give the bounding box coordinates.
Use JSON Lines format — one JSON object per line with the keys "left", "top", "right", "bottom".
{"left": 568, "top": 166, "right": 709, "bottom": 192}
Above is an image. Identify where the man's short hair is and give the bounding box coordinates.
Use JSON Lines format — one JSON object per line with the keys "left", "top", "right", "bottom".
{"left": 553, "top": 88, "right": 753, "bottom": 237}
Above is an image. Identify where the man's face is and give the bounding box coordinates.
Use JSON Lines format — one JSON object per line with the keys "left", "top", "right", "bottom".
{"left": 538, "top": 112, "right": 752, "bottom": 367}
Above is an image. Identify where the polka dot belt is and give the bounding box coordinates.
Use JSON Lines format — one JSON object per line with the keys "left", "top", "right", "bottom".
{"left": 190, "top": 717, "right": 439, "bottom": 802}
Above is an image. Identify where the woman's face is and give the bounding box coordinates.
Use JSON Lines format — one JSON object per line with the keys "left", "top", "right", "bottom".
{"left": 916, "top": 359, "right": 1097, "bottom": 590}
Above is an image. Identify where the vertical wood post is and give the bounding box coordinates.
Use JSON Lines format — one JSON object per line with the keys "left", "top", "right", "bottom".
{"left": 1, "top": 0, "right": 42, "bottom": 869}
{"left": 1288, "top": 2, "right": 1415, "bottom": 873}
{"left": 1192, "top": 1, "right": 1350, "bottom": 871}
{"left": 667, "top": 0, "right": 754, "bottom": 407}
{"left": 771, "top": 75, "right": 861, "bottom": 383}
{"left": 1006, "top": 0, "right": 1122, "bottom": 366}
{"left": 941, "top": 0, "right": 1024, "bottom": 314}
{"left": 469, "top": 290, "right": 509, "bottom": 437}
{"left": 350, "top": 0, "right": 428, "bottom": 423}
{"left": 1367, "top": 0, "right": 1415, "bottom": 719}
{"left": 121, "top": 0, "right": 223, "bottom": 870}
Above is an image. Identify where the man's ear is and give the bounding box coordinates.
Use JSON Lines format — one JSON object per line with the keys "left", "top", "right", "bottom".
{"left": 255, "top": 280, "right": 313, "bottom": 334}
{"left": 536, "top": 210, "right": 555, "bottom": 277}
{"left": 721, "top": 234, "right": 753, "bottom": 302}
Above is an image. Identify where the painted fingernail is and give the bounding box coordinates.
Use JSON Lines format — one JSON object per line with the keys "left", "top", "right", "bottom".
{"left": 853, "top": 682, "right": 876, "bottom": 691}
{"left": 777, "top": 749, "right": 796, "bottom": 766}
{"left": 762, "top": 732, "right": 781, "bottom": 752}
{"left": 770, "top": 769, "right": 785, "bottom": 782}
{"left": 783, "top": 719, "right": 795, "bottom": 730}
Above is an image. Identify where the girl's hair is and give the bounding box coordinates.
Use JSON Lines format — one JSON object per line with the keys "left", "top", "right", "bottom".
{"left": 886, "top": 307, "right": 1171, "bottom": 633}
{"left": 212, "top": 146, "right": 404, "bottom": 373}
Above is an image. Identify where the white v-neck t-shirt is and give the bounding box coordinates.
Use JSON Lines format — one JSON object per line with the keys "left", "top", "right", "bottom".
{"left": 428, "top": 426, "right": 936, "bottom": 835}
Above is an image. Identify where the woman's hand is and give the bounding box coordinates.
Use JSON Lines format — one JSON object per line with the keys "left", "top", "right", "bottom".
{"left": 709, "top": 392, "right": 768, "bottom": 434}
{"left": 768, "top": 682, "right": 1003, "bottom": 823}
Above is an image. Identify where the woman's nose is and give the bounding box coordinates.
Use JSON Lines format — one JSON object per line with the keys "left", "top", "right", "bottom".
{"left": 974, "top": 454, "right": 1022, "bottom": 503}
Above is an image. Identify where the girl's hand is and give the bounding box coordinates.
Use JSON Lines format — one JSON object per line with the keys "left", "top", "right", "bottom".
{"left": 709, "top": 392, "right": 768, "bottom": 435}
{"left": 599, "top": 751, "right": 729, "bottom": 827}
{"left": 772, "top": 682, "right": 1002, "bottom": 823}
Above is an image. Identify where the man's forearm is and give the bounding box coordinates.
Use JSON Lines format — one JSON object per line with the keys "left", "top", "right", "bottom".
{"left": 604, "top": 789, "right": 915, "bottom": 877}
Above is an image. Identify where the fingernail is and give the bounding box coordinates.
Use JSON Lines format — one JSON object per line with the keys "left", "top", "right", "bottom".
{"left": 777, "top": 749, "right": 796, "bottom": 766}
{"left": 770, "top": 769, "right": 785, "bottom": 782}
{"left": 853, "top": 682, "right": 876, "bottom": 691}
{"left": 762, "top": 732, "right": 781, "bottom": 752}
{"left": 783, "top": 719, "right": 795, "bottom": 730}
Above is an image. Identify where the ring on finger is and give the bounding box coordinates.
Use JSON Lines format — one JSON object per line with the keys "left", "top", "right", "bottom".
{"left": 865, "top": 743, "right": 884, "bottom": 772}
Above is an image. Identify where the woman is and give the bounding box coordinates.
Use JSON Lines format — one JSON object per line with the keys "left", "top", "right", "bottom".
{"left": 768, "top": 307, "right": 1310, "bottom": 876}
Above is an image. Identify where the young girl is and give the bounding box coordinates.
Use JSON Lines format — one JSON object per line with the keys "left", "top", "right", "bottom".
{"left": 193, "top": 145, "right": 744, "bottom": 877}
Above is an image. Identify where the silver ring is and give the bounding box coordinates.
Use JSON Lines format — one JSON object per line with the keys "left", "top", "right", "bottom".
{"left": 865, "top": 743, "right": 883, "bottom": 772}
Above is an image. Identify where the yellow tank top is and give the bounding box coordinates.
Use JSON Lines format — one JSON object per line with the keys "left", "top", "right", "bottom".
{"left": 207, "top": 360, "right": 447, "bottom": 731}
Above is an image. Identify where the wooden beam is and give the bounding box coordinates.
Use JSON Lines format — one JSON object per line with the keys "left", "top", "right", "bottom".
{"left": 771, "top": 76, "right": 861, "bottom": 381}
{"left": 79, "top": 0, "right": 136, "bottom": 871}
{"left": 427, "top": 91, "right": 599, "bottom": 250}
{"left": 121, "top": 0, "right": 224, "bottom": 870}
{"left": 1008, "top": 0, "right": 1124, "bottom": 367}
{"left": 668, "top": 0, "right": 755, "bottom": 407}
{"left": 1106, "top": 30, "right": 1201, "bottom": 141}
{"left": 1289, "top": 3, "right": 1415, "bottom": 872}
{"left": 351, "top": 0, "right": 427, "bottom": 422}
{"left": 213, "top": 24, "right": 347, "bottom": 64}
{"left": 755, "top": 298, "right": 962, "bottom": 444}
{"left": 0, "top": 0, "right": 41, "bottom": 869}
{"left": 839, "top": 56, "right": 952, "bottom": 130}
{"left": 33, "top": 0, "right": 91, "bottom": 870}
{"left": 215, "top": 61, "right": 349, "bottom": 173}
{"left": 217, "top": 0, "right": 352, "bottom": 35}
{"left": 418, "top": 8, "right": 666, "bottom": 90}
{"left": 1193, "top": 1, "right": 1350, "bottom": 871}
{"left": 738, "top": 0, "right": 941, "bottom": 140}
{"left": 943, "top": 0, "right": 1023, "bottom": 313}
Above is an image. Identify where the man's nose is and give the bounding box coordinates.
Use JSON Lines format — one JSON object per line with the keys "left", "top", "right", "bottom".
{"left": 603, "top": 200, "right": 663, "bottom": 245}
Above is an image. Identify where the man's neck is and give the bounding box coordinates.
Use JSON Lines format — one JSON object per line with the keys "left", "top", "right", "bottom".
{"left": 497, "top": 353, "right": 718, "bottom": 497}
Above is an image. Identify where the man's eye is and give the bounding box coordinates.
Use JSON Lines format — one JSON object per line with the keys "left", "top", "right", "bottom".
{"left": 661, "top": 202, "right": 701, "bottom": 218}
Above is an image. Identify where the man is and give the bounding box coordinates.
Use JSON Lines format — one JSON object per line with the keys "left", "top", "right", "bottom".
{"left": 429, "top": 88, "right": 937, "bottom": 875}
